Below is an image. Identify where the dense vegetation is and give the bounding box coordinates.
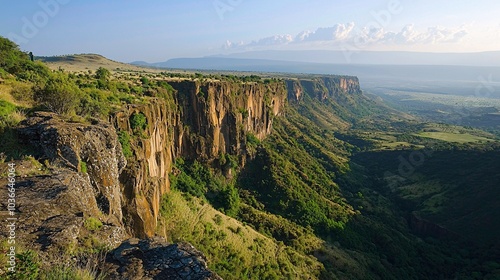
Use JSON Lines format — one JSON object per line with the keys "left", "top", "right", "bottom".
{"left": 1, "top": 36, "right": 500, "bottom": 279}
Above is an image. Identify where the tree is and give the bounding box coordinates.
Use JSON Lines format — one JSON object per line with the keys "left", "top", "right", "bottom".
{"left": 0, "top": 36, "right": 31, "bottom": 76}
{"left": 95, "top": 67, "right": 110, "bottom": 81}
{"left": 34, "top": 72, "right": 81, "bottom": 115}
{"left": 140, "top": 76, "right": 149, "bottom": 86}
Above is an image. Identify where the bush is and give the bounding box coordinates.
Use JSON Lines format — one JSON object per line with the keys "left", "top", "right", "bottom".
{"left": 219, "top": 185, "right": 240, "bottom": 216}
{"left": 77, "top": 89, "right": 110, "bottom": 118}
{"left": 80, "top": 161, "right": 88, "bottom": 173}
{"left": 94, "top": 67, "right": 110, "bottom": 81}
{"left": 9, "top": 81, "right": 34, "bottom": 103}
{"left": 0, "top": 36, "right": 31, "bottom": 76}
{"left": 140, "top": 76, "right": 149, "bottom": 86}
{"left": 34, "top": 71, "right": 81, "bottom": 115}
{"left": 9, "top": 250, "right": 40, "bottom": 280}
{"left": 84, "top": 217, "right": 102, "bottom": 231}
{"left": 117, "top": 131, "right": 133, "bottom": 158}
{"left": 246, "top": 133, "right": 260, "bottom": 147}
{"left": 170, "top": 159, "right": 210, "bottom": 197}
{"left": 130, "top": 112, "right": 147, "bottom": 131}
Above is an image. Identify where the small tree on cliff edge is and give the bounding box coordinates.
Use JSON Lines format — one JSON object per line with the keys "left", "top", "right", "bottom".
{"left": 34, "top": 71, "right": 81, "bottom": 115}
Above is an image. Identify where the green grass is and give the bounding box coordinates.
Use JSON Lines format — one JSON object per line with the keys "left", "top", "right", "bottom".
{"left": 415, "top": 131, "right": 493, "bottom": 143}
{"left": 0, "top": 99, "right": 16, "bottom": 117}
{"left": 157, "top": 190, "right": 323, "bottom": 280}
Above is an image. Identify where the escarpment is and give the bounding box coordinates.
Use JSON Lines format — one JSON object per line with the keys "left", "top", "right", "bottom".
{"left": 111, "top": 79, "right": 287, "bottom": 237}
{"left": 4, "top": 76, "right": 356, "bottom": 242}
{"left": 286, "top": 76, "right": 361, "bottom": 102}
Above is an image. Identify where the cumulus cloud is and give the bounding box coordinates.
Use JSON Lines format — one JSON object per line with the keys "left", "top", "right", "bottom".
{"left": 301, "top": 23, "right": 355, "bottom": 42}
{"left": 249, "top": 34, "right": 293, "bottom": 46}
{"left": 381, "top": 24, "right": 468, "bottom": 44}
{"left": 223, "top": 23, "right": 468, "bottom": 50}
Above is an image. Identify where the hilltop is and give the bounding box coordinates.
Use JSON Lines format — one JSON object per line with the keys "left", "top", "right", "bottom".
{"left": 36, "top": 54, "right": 162, "bottom": 73}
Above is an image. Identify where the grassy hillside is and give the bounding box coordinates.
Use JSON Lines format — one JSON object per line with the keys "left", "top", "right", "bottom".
{"left": 157, "top": 190, "right": 323, "bottom": 279}
{"left": 37, "top": 54, "right": 159, "bottom": 73}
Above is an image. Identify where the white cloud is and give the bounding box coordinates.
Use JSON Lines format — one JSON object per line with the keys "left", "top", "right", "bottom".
{"left": 223, "top": 40, "right": 244, "bottom": 50}
{"left": 295, "top": 30, "right": 313, "bottom": 41}
{"left": 223, "top": 23, "right": 469, "bottom": 50}
{"left": 249, "top": 34, "right": 293, "bottom": 46}
{"left": 301, "top": 23, "right": 355, "bottom": 42}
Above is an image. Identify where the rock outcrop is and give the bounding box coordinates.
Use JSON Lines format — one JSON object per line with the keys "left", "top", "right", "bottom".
{"left": 0, "top": 112, "right": 128, "bottom": 253}
{"left": 103, "top": 237, "right": 222, "bottom": 280}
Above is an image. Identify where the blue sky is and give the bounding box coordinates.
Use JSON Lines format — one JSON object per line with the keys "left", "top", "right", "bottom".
{"left": 1, "top": 0, "right": 499, "bottom": 62}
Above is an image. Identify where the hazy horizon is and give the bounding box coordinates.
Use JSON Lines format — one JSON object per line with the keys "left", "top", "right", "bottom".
{"left": 1, "top": 0, "right": 500, "bottom": 63}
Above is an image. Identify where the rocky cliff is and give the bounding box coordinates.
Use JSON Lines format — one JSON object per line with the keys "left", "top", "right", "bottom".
{"left": 286, "top": 76, "right": 361, "bottom": 102}
{"left": 111, "top": 79, "right": 287, "bottom": 237}
{"left": 0, "top": 76, "right": 355, "bottom": 264}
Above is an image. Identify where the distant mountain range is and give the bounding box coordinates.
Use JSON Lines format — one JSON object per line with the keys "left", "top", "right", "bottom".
{"left": 132, "top": 50, "right": 500, "bottom": 68}
{"left": 131, "top": 51, "right": 500, "bottom": 92}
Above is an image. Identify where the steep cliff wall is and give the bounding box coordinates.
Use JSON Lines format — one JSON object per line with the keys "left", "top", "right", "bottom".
{"left": 6, "top": 77, "right": 352, "bottom": 240}
{"left": 111, "top": 79, "right": 287, "bottom": 237}
{"left": 111, "top": 99, "right": 178, "bottom": 238}
{"left": 286, "top": 76, "right": 361, "bottom": 102}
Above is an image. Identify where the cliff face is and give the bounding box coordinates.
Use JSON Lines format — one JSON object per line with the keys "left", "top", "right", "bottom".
{"left": 111, "top": 80, "right": 287, "bottom": 237}
{"left": 286, "top": 76, "right": 361, "bottom": 102}
{"left": 7, "top": 77, "right": 352, "bottom": 240}
{"left": 111, "top": 100, "right": 178, "bottom": 238}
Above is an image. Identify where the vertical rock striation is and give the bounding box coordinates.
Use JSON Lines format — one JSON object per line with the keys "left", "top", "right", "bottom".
{"left": 112, "top": 79, "right": 287, "bottom": 237}
{"left": 286, "top": 76, "right": 361, "bottom": 102}
{"left": 7, "top": 76, "right": 358, "bottom": 240}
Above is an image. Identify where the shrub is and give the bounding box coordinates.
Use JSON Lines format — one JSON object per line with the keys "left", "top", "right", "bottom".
{"left": 34, "top": 71, "right": 81, "bottom": 115}
{"left": 77, "top": 89, "right": 111, "bottom": 118}
{"left": 94, "top": 67, "right": 110, "bottom": 81}
{"left": 9, "top": 81, "right": 34, "bottom": 103}
{"left": 219, "top": 185, "right": 240, "bottom": 216}
{"left": 80, "top": 161, "right": 88, "bottom": 173}
{"left": 10, "top": 250, "right": 40, "bottom": 280}
{"left": 0, "top": 36, "right": 31, "bottom": 76}
{"left": 226, "top": 154, "right": 238, "bottom": 169}
{"left": 170, "top": 159, "right": 210, "bottom": 197}
{"left": 140, "top": 76, "right": 149, "bottom": 86}
{"left": 117, "top": 131, "right": 133, "bottom": 158}
{"left": 84, "top": 217, "right": 102, "bottom": 231}
{"left": 218, "top": 152, "right": 227, "bottom": 166}
{"left": 246, "top": 133, "right": 260, "bottom": 147}
{"left": 214, "top": 214, "right": 223, "bottom": 225}
{"left": 130, "top": 112, "right": 147, "bottom": 131}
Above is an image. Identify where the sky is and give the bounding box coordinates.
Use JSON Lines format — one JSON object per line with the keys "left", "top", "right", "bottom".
{"left": 1, "top": 0, "right": 499, "bottom": 62}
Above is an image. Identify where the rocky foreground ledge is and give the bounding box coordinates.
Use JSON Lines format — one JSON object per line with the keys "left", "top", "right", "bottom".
{"left": 103, "top": 238, "right": 222, "bottom": 280}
